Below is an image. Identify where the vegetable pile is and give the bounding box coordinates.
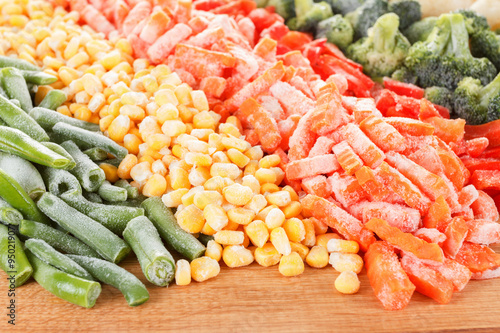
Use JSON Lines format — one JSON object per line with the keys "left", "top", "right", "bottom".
{"left": 1, "top": 0, "right": 500, "bottom": 312}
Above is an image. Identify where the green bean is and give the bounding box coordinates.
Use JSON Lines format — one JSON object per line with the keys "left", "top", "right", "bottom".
{"left": 0, "top": 168, "right": 51, "bottom": 225}
{"left": 19, "top": 220, "right": 101, "bottom": 258}
{"left": 25, "top": 239, "right": 94, "bottom": 281}
{"left": 104, "top": 197, "right": 146, "bottom": 208}
{"left": 0, "top": 96, "right": 49, "bottom": 141}
{"left": 60, "top": 141, "right": 105, "bottom": 192}
{"left": 1, "top": 67, "right": 33, "bottom": 112}
{"left": 123, "top": 216, "right": 175, "bottom": 287}
{"left": 0, "top": 56, "right": 40, "bottom": 72}
{"left": 68, "top": 255, "right": 149, "bottom": 307}
{"left": 21, "top": 70, "right": 57, "bottom": 85}
{"left": 29, "top": 107, "right": 100, "bottom": 132}
{"left": 37, "top": 193, "right": 130, "bottom": 263}
{"left": 0, "top": 223, "right": 32, "bottom": 287}
{"left": 0, "top": 198, "right": 23, "bottom": 225}
{"left": 97, "top": 180, "right": 127, "bottom": 202}
{"left": 114, "top": 180, "right": 139, "bottom": 199}
{"left": 38, "top": 89, "right": 67, "bottom": 110}
{"left": 82, "top": 190, "right": 103, "bottom": 203}
{"left": 60, "top": 190, "right": 144, "bottom": 235}
{"left": 142, "top": 197, "right": 205, "bottom": 261}
{"left": 83, "top": 147, "right": 108, "bottom": 162}
{"left": 197, "top": 234, "right": 214, "bottom": 247}
{"left": 38, "top": 166, "right": 82, "bottom": 197}
{"left": 0, "top": 118, "right": 6, "bottom": 126}
{"left": 40, "top": 141, "right": 76, "bottom": 170}
{"left": 0, "top": 151, "right": 46, "bottom": 200}
{"left": 9, "top": 99, "right": 21, "bottom": 108}
{"left": 25, "top": 248, "right": 101, "bottom": 308}
{"left": 52, "top": 122, "right": 128, "bottom": 159}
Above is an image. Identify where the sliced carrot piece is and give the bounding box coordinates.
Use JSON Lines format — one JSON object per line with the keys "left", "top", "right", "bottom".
{"left": 277, "top": 115, "right": 300, "bottom": 151}
{"left": 301, "top": 194, "right": 375, "bottom": 251}
{"left": 257, "top": 95, "right": 286, "bottom": 121}
{"left": 356, "top": 201, "right": 420, "bottom": 233}
{"left": 187, "top": 15, "right": 210, "bottom": 34}
{"left": 269, "top": 81, "right": 315, "bottom": 117}
{"left": 471, "top": 190, "right": 499, "bottom": 222}
{"left": 199, "top": 76, "right": 227, "bottom": 99}
{"left": 364, "top": 241, "right": 415, "bottom": 311}
{"left": 253, "top": 37, "right": 277, "bottom": 61}
{"left": 81, "top": 5, "right": 115, "bottom": 37}
{"left": 328, "top": 173, "right": 367, "bottom": 209}
{"left": 365, "top": 218, "right": 444, "bottom": 263}
{"left": 185, "top": 27, "right": 225, "bottom": 49}
{"left": 147, "top": 24, "right": 193, "bottom": 63}
{"left": 287, "top": 110, "right": 317, "bottom": 161}
{"left": 400, "top": 253, "right": 454, "bottom": 304}
{"left": 243, "top": 129, "right": 259, "bottom": 146}
{"left": 385, "top": 117, "right": 434, "bottom": 136}
{"left": 139, "top": 9, "right": 171, "bottom": 44}
{"left": 424, "top": 116, "right": 465, "bottom": 145}
{"left": 471, "top": 267, "right": 500, "bottom": 280}
{"left": 308, "top": 136, "right": 335, "bottom": 158}
{"left": 413, "top": 228, "right": 446, "bottom": 246}
{"left": 122, "top": 1, "right": 152, "bottom": 35}
{"left": 332, "top": 141, "right": 363, "bottom": 175}
{"left": 454, "top": 242, "right": 500, "bottom": 273}
{"left": 355, "top": 166, "right": 393, "bottom": 202}
{"left": 343, "top": 123, "right": 385, "bottom": 169}
{"left": 465, "top": 219, "right": 500, "bottom": 245}
{"left": 289, "top": 75, "right": 315, "bottom": 99}
{"left": 442, "top": 216, "right": 468, "bottom": 258}
{"left": 422, "top": 196, "right": 451, "bottom": 230}
{"left": 286, "top": 154, "right": 339, "bottom": 181}
{"left": 113, "top": 0, "right": 130, "bottom": 30}
{"left": 301, "top": 175, "right": 332, "bottom": 198}
{"left": 432, "top": 258, "right": 472, "bottom": 292}
{"left": 435, "top": 146, "right": 470, "bottom": 192}
{"left": 358, "top": 115, "right": 407, "bottom": 153}
{"left": 309, "top": 83, "right": 350, "bottom": 136}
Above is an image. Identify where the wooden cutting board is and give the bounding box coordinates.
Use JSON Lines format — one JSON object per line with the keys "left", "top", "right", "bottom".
{"left": 1, "top": 251, "right": 500, "bottom": 333}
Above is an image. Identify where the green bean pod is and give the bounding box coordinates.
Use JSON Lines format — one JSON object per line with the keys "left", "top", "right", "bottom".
{"left": 37, "top": 193, "right": 130, "bottom": 263}
{"left": 83, "top": 147, "right": 108, "bottom": 162}
{"left": 60, "top": 190, "right": 144, "bottom": 235}
{"left": 0, "top": 223, "right": 33, "bottom": 287}
{"left": 60, "top": 141, "right": 105, "bottom": 192}
{"left": 20, "top": 70, "right": 57, "bottom": 85}
{"left": 1, "top": 67, "right": 33, "bottom": 112}
{"left": 98, "top": 180, "right": 127, "bottom": 202}
{"left": 9, "top": 99, "right": 21, "bottom": 108}
{"left": 0, "top": 127, "right": 71, "bottom": 169}
{"left": 25, "top": 249, "right": 101, "bottom": 308}
{"left": 38, "top": 166, "right": 82, "bottom": 197}
{"left": 82, "top": 190, "right": 103, "bottom": 203}
{"left": 123, "top": 216, "right": 175, "bottom": 287}
{"left": 0, "top": 168, "right": 51, "bottom": 225}
{"left": 0, "top": 96, "right": 49, "bottom": 141}
{"left": 52, "top": 122, "right": 128, "bottom": 159}
{"left": 25, "top": 239, "right": 94, "bottom": 281}
{"left": 29, "top": 107, "right": 100, "bottom": 132}
{"left": 0, "top": 151, "right": 46, "bottom": 200}
{"left": 68, "top": 255, "right": 149, "bottom": 307}
{"left": 19, "top": 220, "right": 101, "bottom": 258}
{"left": 0, "top": 56, "right": 40, "bottom": 71}
{"left": 0, "top": 197, "right": 23, "bottom": 225}
{"left": 142, "top": 197, "right": 206, "bottom": 261}
{"left": 38, "top": 90, "right": 67, "bottom": 110}
{"left": 197, "top": 234, "right": 215, "bottom": 247}
{"left": 114, "top": 180, "right": 140, "bottom": 199}
{"left": 40, "top": 142, "right": 76, "bottom": 170}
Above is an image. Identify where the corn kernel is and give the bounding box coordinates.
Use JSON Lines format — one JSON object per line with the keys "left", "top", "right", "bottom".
{"left": 316, "top": 233, "right": 342, "bottom": 249}
{"left": 258, "top": 154, "right": 280, "bottom": 168}
{"left": 282, "top": 201, "right": 302, "bottom": 219}
{"left": 201, "top": 220, "right": 217, "bottom": 236}
{"left": 193, "top": 111, "right": 216, "bottom": 130}
{"left": 223, "top": 183, "right": 253, "bottom": 206}
{"left": 326, "top": 239, "right": 359, "bottom": 254}
{"left": 260, "top": 183, "right": 280, "bottom": 194}
{"left": 205, "top": 240, "right": 223, "bottom": 261}
{"left": 67, "top": 52, "right": 89, "bottom": 68}
{"left": 226, "top": 148, "right": 250, "bottom": 168}
{"left": 310, "top": 217, "right": 329, "bottom": 235}
{"left": 129, "top": 161, "right": 152, "bottom": 184}
{"left": 244, "top": 220, "right": 269, "bottom": 248}
{"left": 116, "top": 154, "right": 137, "bottom": 180}
{"left": 244, "top": 146, "right": 263, "bottom": 161}
{"left": 282, "top": 218, "right": 305, "bottom": 243}
{"left": 120, "top": 105, "right": 145, "bottom": 122}
{"left": 139, "top": 155, "right": 156, "bottom": 165}
{"left": 218, "top": 123, "right": 241, "bottom": 137}
{"left": 189, "top": 90, "right": 208, "bottom": 111}
{"left": 191, "top": 129, "right": 214, "bottom": 142}
{"left": 272, "top": 167, "right": 285, "bottom": 185}
{"left": 175, "top": 259, "right": 191, "bottom": 286}
{"left": 302, "top": 219, "right": 316, "bottom": 247}
{"left": 289, "top": 242, "right": 309, "bottom": 260}
{"left": 255, "top": 168, "right": 277, "bottom": 185}
{"left": 254, "top": 243, "right": 281, "bottom": 267}
{"left": 74, "top": 106, "right": 92, "bottom": 122}
{"left": 211, "top": 163, "right": 241, "bottom": 180}
{"left": 329, "top": 253, "right": 364, "bottom": 274}
{"left": 193, "top": 191, "right": 223, "bottom": 210}
{"left": 108, "top": 114, "right": 130, "bottom": 142}
{"left": 170, "top": 167, "right": 190, "bottom": 190}
{"left": 279, "top": 252, "right": 304, "bottom": 277}
{"left": 161, "top": 120, "right": 187, "bottom": 137}
{"left": 123, "top": 134, "right": 142, "bottom": 155}
{"left": 203, "top": 204, "right": 228, "bottom": 231}
{"left": 305, "top": 246, "right": 329, "bottom": 268}
{"left": 159, "top": 72, "right": 182, "bottom": 86}
{"left": 266, "top": 191, "right": 291, "bottom": 207}
{"left": 223, "top": 220, "right": 240, "bottom": 231}
{"left": 335, "top": 271, "right": 360, "bottom": 295}
{"left": 221, "top": 136, "right": 249, "bottom": 152}
{"left": 57, "top": 105, "right": 72, "bottom": 117}
{"left": 100, "top": 163, "right": 119, "bottom": 183}
{"left": 208, "top": 133, "right": 224, "bottom": 152}
{"left": 151, "top": 160, "right": 167, "bottom": 176}
{"left": 265, "top": 208, "right": 285, "bottom": 230}
{"left": 82, "top": 73, "right": 103, "bottom": 95}
{"left": 191, "top": 256, "right": 220, "bottom": 282}
{"left": 162, "top": 188, "right": 189, "bottom": 208}
{"left": 214, "top": 230, "right": 244, "bottom": 246}
{"left": 270, "top": 227, "right": 291, "bottom": 255}
{"left": 156, "top": 103, "right": 178, "bottom": 124}
{"left": 222, "top": 245, "right": 254, "bottom": 268}
{"left": 143, "top": 174, "right": 167, "bottom": 197}
{"left": 176, "top": 204, "right": 205, "bottom": 233}
{"left": 255, "top": 204, "right": 276, "bottom": 221}
{"left": 226, "top": 207, "right": 255, "bottom": 226}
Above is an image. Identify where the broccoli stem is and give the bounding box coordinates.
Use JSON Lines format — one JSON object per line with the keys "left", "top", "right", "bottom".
{"left": 373, "top": 14, "right": 398, "bottom": 53}
{"left": 295, "top": 0, "right": 313, "bottom": 17}
{"left": 480, "top": 74, "right": 500, "bottom": 109}
{"left": 448, "top": 13, "right": 472, "bottom": 58}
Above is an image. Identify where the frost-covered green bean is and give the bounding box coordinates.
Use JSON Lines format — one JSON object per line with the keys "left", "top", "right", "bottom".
{"left": 0, "top": 95, "right": 48, "bottom": 142}
{"left": 0, "top": 151, "right": 45, "bottom": 200}
{"left": 0, "top": 223, "right": 32, "bottom": 287}
{"left": 83, "top": 147, "right": 108, "bottom": 162}
{"left": 1, "top": 67, "right": 33, "bottom": 112}
{"left": 114, "top": 179, "right": 139, "bottom": 199}
{"left": 40, "top": 142, "right": 76, "bottom": 170}
{"left": 38, "top": 166, "right": 82, "bottom": 197}
{"left": 0, "top": 197, "right": 23, "bottom": 225}
{"left": 29, "top": 107, "right": 100, "bottom": 132}
{"left": 97, "top": 181, "right": 127, "bottom": 202}
{"left": 38, "top": 90, "right": 67, "bottom": 110}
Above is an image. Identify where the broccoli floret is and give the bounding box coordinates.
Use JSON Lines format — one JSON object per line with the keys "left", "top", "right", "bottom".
{"left": 453, "top": 74, "right": 500, "bottom": 124}
{"left": 454, "top": 9, "right": 489, "bottom": 37}
{"left": 391, "top": 67, "right": 418, "bottom": 84}
{"left": 470, "top": 29, "right": 500, "bottom": 72}
{"left": 325, "top": 0, "right": 365, "bottom": 15}
{"left": 403, "top": 13, "right": 497, "bottom": 91}
{"left": 388, "top": 0, "right": 421, "bottom": 31}
{"left": 268, "top": 0, "right": 295, "bottom": 21}
{"left": 290, "top": 0, "right": 333, "bottom": 32}
{"left": 345, "top": 0, "right": 389, "bottom": 40}
{"left": 424, "top": 86, "right": 453, "bottom": 111}
{"left": 254, "top": 0, "right": 269, "bottom": 7}
{"left": 316, "top": 14, "right": 354, "bottom": 50}
{"left": 347, "top": 13, "right": 410, "bottom": 79}
{"left": 403, "top": 17, "right": 437, "bottom": 44}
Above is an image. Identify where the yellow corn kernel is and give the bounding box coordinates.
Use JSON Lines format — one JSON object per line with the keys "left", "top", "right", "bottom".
{"left": 270, "top": 227, "right": 291, "bottom": 255}
{"left": 282, "top": 201, "right": 302, "bottom": 219}
{"left": 190, "top": 129, "right": 214, "bottom": 142}
{"left": 193, "top": 191, "right": 223, "bottom": 210}
{"left": 176, "top": 204, "right": 205, "bottom": 233}
{"left": 99, "top": 163, "right": 119, "bottom": 183}
{"left": 145, "top": 134, "right": 170, "bottom": 151}
{"left": 143, "top": 174, "right": 167, "bottom": 197}
{"left": 239, "top": 177, "right": 258, "bottom": 196}
{"left": 211, "top": 151, "right": 229, "bottom": 164}
{"left": 190, "top": 256, "right": 220, "bottom": 282}
{"left": 203, "top": 176, "right": 228, "bottom": 192}
{"left": 223, "top": 220, "right": 240, "bottom": 231}
{"left": 242, "top": 161, "right": 258, "bottom": 177}
{"left": 117, "top": 154, "right": 138, "bottom": 180}
{"left": 255, "top": 168, "right": 277, "bottom": 185}
{"left": 254, "top": 243, "right": 281, "bottom": 267}
{"left": 222, "top": 183, "right": 253, "bottom": 206}
{"left": 242, "top": 231, "right": 251, "bottom": 248}
{"left": 181, "top": 186, "right": 203, "bottom": 207}
{"left": 210, "top": 163, "right": 241, "bottom": 180}
{"left": 226, "top": 149, "right": 250, "bottom": 168}
{"left": 227, "top": 207, "right": 255, "bottom": 226}
{"left": 205, "top": 240, "right": 223, "bottom": 262}
{"left": 161, "top": 188, "right": 188, "bottom": 207}
{"left": 187, "top": 166, "right": 210, "bottom": 187}
{"left": 121, "top": 91, "right": 148, "bottom": 107}
{"left": 244, "top": 220, "right": 269, "bottom": 248}
{"left": 214, "top": 230, "right": 244, "bottom": 246}
{"left": 279, "top": 252, "right": 304, "bottom": 277}
{"left": 184, "top": 140, "right": 209, "bottom": 154}
{"left": 9, "top": 14, "right": 29, "bottom": 27}
{"left": 120, "top": 105, "right": 145, "bottom": 122}
{"left": 156, "top": 103, "right": 178, "bottom": 124}
{"left": 329, "top": 253, "right": 364, "bottom": 274}
{"left": 174, "top": 83, "right": 192, "bottom": 105}
{"left": 138, "top": 116, "right": 161, "bottom": 141}
{"left": 139, "top": 155, "right": 156, "bottom": 165}
{"left": 302, "top": 219, "right": 316, "bottom": 247}
{"left": 67, "top": 52, "right": 89, "bottom": 68}
{"left": 88, "top": 93, "right": 106, "bottom": 113}
{"left": 255, "top": 204, "right": 276, "bottom": 221}
{"left": 208, "top": 133, "right": 224, "bottom": 152}
{"left": 243, "top": 145, "right": 262, "bottom": 160}
{"left": 130, "top": 161, "right": 152, "bottom": 183}
{"left": 316, "top": 233, "right": 342, "bottom": 249}
{"left": 310, "top": 217, "right": 328, "bottom": 235}
{"left": 266, "top": 191, "right": 291, "bottom": 207}
{"left": 154, "top": 89, "right": 178, "bottom": 107}
{"left": 326, "top": 239, "right": 359, "bottom": 254}
{"left": 282, "top": 185, "right": 299, "bottom": 201}
{"left": 63, "top": 36, "right": 79, "bottom": 60}
{"left": 184, "top": 152, "right": 211, "bottom": 168}
{"left": 218, "top": 123, "right": 241, "bottom": 138}
{"left": 200, "top": 220, "right": 217, "bottom": 236}
{"left": 99, "top": 115, "right": 114, "bottom": 132}
{"left": 191, "top": 90, "right": 208, "bottom": 111}
{"left": 264, "top": 208, "right": 285, "bottom": 230}
{"left": 222, "top": 245, "right": 254, "bottom": 268}
{"left": 258, "top": 154, "right": 280, "bottom": 168}
{"left": 89, "top": 114, "right": 100, "bottom": 125}
{"left": 272, "top": 167, "right": 285, "bottom": 185}
{"left": 170, "top": 167, "right": 190, "bottom": 190}
{"left": 203, "top": 204, "right": 228, "bottom": 231}
{"left": 171, "top": 145, "right": 187, "bottom": 159}
{"left": 123, "top": 134, "right": 142, "bottom": 155}
{"left": 150, "top": 64, "right": 170, "bottom": 78}
{"left": 100, "top": 50, "right": 122, "bottom": 70}
{"left": 177, "top": 105, "right": 196, "bottom": 124}
{"left": 282, "top": 218, "right": 305, "bottom": 243}
{"left": 221, "top": 136, "right": 249, "bottom": 152}
{"left": 161, "top": 120, "right": 187, "bottom": 137}
{"left": 57, "top": 105, "right": 72, "bottom": 117}
{"left": 241, "top": 195, "right": 265, "bottom": 215}
{"left": 193, "top": 111, "right": 216, "bottom": 130}
{"left": 158, "top": 72, "right": 182, "bottom": 86}
{"left": 335, "top": 271, "right": 360, "bottom": 295}
{"left": 306, "top": 246, "right": 329, "bottom": 268}
{"left": 152, "top": 160, "right": 167, "bottom": 176}
{"left": 175, "top": 259, "right": 191, "bottom": 286}
{"left": 260, "top": 183, "right": 280, "bottom": 194}
{"left": 289, "top": 242, "right": 309, "bottom": 260}
{"left": 108, "top": 115, "right": 131, "bottom": 142}
{"left": 74, "top": 107, "right": 92, "bottom": 122}
{"left": 75, "top": 91, "right": 91, "bottom": 104}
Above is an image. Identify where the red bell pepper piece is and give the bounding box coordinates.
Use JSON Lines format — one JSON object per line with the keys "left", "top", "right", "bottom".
{"left": 383, "top": 77, "right": 425, "bottom": 99}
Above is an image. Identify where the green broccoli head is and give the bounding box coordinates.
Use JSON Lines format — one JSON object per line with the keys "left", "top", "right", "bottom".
{"left": 347, "top": 13, "right": 410, "bottom": 78}
{"left": 403, "top": 13, "right": 497, "bottom": 91}
{"left": 326, "top": 0, "right": 365, "bottom": 15}
{"left": 268, "top": 0, "right": 295, "bottom": 21}
{"left": 345, "top": 0, "right": 389, "bottom": 41}
{"left": 391, "top": 67, "right": 418, "bottom": 84}
{"left": 292, "top": 0, "right": 333, "bottom": 32}
{"left": 454, "top": 9, "right": 489, "bottom": 37}
{"left": 453, "top": 74, "right": 500, "bottom": 124}
{"left": 388, "top": 0, "right": 421, "bottom": 31}
{"left": 316, "top": 14, "right": 354, "bottom": 50}
{"left": 403, "top": 17, "right": 437, "bottom": 44}
{"left": 424, "top": 86, "right": 453, "bottom": 111}
{"left": 470, "top": 29, "right": 500, "bottom": 72}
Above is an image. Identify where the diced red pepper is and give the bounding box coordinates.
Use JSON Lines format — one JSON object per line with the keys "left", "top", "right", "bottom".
{"left": 383, "top": 77, "right": 424, "bottom": 99}
{"left": 465, "top": 119, "right": 500, "bottom": 147}
{"left": 470, "top": 170, "right": 500, "bottom": 191}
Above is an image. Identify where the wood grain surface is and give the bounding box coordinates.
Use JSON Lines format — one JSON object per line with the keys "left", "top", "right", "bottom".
{"left": 1, "top": 249, "right": 500, "bottom": 333}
